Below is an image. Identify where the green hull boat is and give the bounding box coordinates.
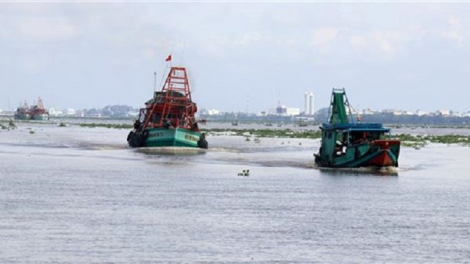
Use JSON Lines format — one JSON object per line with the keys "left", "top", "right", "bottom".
{"left": 314, "top": 88, "right": 400, "bottom": 169}
{"left": 127, "top": 66, "right": 208, "bottom": 149}
{"left": 14, "top": 98, "right": 49, "bottom": 121}
{"left": 128, "top": 127, "right": 203, "bottom": 148}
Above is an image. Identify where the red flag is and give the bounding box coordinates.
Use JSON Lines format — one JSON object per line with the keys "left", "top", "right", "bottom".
{"left": 165, "top": 54, "right": 172, "bottom": 62}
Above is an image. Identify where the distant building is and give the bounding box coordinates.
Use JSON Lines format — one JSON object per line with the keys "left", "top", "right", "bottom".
{"left": 65, "top": 108, "right": 76, "bottom": 116}
{"left": 276, "top": 105, "right": 300, "bottom": 116}
{"left": 361, "top": 108, "right": 375, "bottom": 115}
{"left": 286, "top": 107, "right": 300, "bottom": 116}
{"left": 48, "top": 108, "right": 64, "bottom": 117}
{"left": 200, "top": 109, "right": 222, "bottom": 116}
{"left": 415, "top": 110, "right": 428, "bottom": 116}
{"left": 438, "top": 109, "right": 451, "bottom": 116}
{"left": 304, "top": 92, "right": 314, "bottom": 116}
{"left": 276, "top": 105, "right": 287, "bottom": 115}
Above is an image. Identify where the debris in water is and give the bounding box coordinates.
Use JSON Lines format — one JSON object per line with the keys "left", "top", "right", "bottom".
{"left": 237, "top": 170, "right": 250, "bottom": 176}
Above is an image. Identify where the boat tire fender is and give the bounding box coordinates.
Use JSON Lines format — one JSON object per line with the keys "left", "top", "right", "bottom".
{"left": 197, "top": 139, "right": 208, "bottom": 149}
{"left": 142, "top": 129, "right": 149, "bottom": 140}
{"left": 197, "top": 133, "right": 208, "bottom": 149}
{"left": 128, "top": 132, "right": 139, "bottom": 148}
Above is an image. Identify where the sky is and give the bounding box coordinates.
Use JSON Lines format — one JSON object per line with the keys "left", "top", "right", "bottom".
{"left": 1, "top": 2, "right": 470, "bottom": 113}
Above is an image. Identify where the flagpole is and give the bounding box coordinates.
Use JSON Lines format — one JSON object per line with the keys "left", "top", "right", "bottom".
{"left": 180, "top": 40, "right": 186, "bottom": 66}
{"left": 153, "top": 71, "right": 157, "bottom": 91}
{"left": 160, "top": 54, "right": 172, "bottom": 89}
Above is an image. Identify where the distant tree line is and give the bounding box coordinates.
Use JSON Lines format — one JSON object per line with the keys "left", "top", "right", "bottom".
{"left": 314, "top": 108, "right": 470, "bottom": 126}
{"left": 201, "top": 108, "right": 470, "bottom": 126}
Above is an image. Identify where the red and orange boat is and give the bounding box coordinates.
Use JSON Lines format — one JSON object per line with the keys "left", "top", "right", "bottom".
{"left": 127, "top": 66, "right": 208, "bottom": 149}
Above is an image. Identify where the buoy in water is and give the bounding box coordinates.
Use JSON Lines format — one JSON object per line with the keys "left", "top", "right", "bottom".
{"left": 238, "top": 170, "right": 250, "bottom": 176}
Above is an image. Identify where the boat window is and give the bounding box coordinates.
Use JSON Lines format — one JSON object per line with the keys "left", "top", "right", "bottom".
{"left": 367, "top": 132, "right": 380, "bottom": 141}
{"left": 328, "top": 132, "right": 332, "bottom": 139}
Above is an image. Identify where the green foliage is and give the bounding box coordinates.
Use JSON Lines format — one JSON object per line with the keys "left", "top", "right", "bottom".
{"left": 207, "top": 128, "right": 322, "bottom": 139}
{"left": 394, "top": 133, "right": 470, "bottom": 147}
{"left": 8, "top": 120, "right": 16, "bottom": 129}
{"left": 79, "top": 123, "right": 133, "bottom": 129}
{"left": 430, "top": 135, "right": 470, "bottom": 145}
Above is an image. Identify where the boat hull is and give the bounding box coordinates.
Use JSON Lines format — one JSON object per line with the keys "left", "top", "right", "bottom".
{"left": 14, "top": 113, "right": 31, "bottom": 120}
{"left": 31, "top": 113, "right": 49, "bottom": 120}
{"left": 128, "top": 128, "right": 204, "bottom": 148}
{"left": 315, "top": 140, "right": 400, "bottom": 168}
{"left": 145, "top": 127, "right": 200, "bottom": 147}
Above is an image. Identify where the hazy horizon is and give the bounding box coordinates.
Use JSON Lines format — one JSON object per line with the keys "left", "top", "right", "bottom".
{"left": 2, "top": 2, "right": 470, "bottom": 113}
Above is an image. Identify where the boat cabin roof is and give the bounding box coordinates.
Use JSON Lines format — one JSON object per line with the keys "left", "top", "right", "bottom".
{"left": 320, "top": 122, "right": 391, "bottom": 133}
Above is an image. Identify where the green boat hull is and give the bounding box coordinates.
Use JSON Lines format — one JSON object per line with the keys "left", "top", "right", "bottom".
{"left": 128, "top": 128, "right": 204, "bottom": 148}
{"left": 14, "top": 114, "right": 30, "bottom": 120}
{"left": 144, "top": 128, "right": 200, "bottom": 147}
{"left": 315, "top": 141, "right": 400, "bottom": 168}
{"left": 32, "top": 113, "right": 49, "bottom": 120}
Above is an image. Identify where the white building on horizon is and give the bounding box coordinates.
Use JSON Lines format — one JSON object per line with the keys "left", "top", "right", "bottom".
{"left": 304, "top": 92, "right": 314, "bottom": 116}
{"left": 275, "top": 105, "right": 300, "bottom": 116}
{"left": 200, "top": 108, "right": 221, "bottom": 116}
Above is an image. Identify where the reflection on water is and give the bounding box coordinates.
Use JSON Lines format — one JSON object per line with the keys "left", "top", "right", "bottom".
{"left": 136, "top": 146, "right": 207, "bottom": 156}
{"left": 1, "top": 123, "right": 470, "bottom": 263}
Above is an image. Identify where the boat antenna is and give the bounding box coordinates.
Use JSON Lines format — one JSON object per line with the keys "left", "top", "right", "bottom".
{"left": 153, "top": 71, "right": 157, "bottom": 91}
{"left": 179, "top": 40, "right": 186, "bottom": 66}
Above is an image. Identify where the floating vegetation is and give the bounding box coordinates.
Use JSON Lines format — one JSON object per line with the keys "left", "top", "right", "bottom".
{"left": 79, "top": 123, "right": 132, "bottom": 129}
{"left": 394, "top": 133, "right": 470, "bottom": 148}
{"left": 207, "top": 128, "right": 322, "bottom": 139}
{"left": 207, "top": 129, "right": 470, "bottom": 148}
{"left": 29, "top": 130, "right": 35, "bottom": 134}
{"left": 68, "top": 123, "right": 470, "bottom": 148}
{"left": 8, "top": 119, "right": 16, "bottom": 129}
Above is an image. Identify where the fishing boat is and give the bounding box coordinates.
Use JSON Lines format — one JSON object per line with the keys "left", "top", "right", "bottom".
{"left": 127, "top": 66, "right": 208, "bottom": 149}
{"left": 314, "top": 88, "right": 400, "bottom": 168}
{"left": 30, "top": 97, "right": 49, "bottom": 120}
{"left": 14, "top": 101, "right": 31, "bottom": 120}
{"left": 14, "top": 98, "right": 49, "bottom": 120}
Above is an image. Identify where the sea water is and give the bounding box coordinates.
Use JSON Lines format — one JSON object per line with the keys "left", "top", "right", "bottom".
{"left": 0, "top": 122, "right": 469, "bottom": 263}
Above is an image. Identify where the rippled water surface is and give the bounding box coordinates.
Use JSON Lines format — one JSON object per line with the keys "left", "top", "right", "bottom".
{"left": 1, "top": 122, "right": 470, "bottom": 263}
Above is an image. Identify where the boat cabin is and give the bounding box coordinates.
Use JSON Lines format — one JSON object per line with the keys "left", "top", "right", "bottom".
{"left": 320, "top": 123, "right": 392, "bottom": 158}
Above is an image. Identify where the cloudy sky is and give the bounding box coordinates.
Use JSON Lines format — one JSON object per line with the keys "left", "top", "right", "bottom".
{"left": 1, "top": 2, "right": 470, "bottom": 113}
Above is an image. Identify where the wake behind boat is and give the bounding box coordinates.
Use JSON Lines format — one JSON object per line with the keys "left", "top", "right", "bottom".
{"left": 314, "top": 88, "right": 400, "bottom": 168}
{"left": 127, "top": 66, "right": 208, "bottom": 149}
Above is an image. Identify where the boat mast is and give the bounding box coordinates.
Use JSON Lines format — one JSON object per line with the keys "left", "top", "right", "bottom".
{"left": 328, "top": 88, "right": 355, "bottom": 124}
{"left": 153, "top": 72, "right": 157, "bottom": 91}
